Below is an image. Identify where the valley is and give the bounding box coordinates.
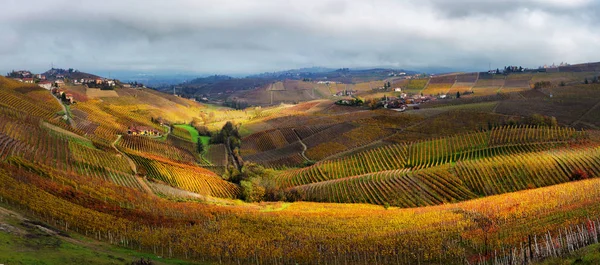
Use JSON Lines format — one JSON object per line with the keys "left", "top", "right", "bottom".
{"left": 1, "top": 64, "right": 600, "bottom": 264}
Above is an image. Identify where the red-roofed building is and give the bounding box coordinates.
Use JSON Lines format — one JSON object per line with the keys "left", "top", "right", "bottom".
{"left": 127, "top": 125, "right": 161, "bottom": 136}
{"left": 38, "top": 81, "right": 53, "bottom": 90}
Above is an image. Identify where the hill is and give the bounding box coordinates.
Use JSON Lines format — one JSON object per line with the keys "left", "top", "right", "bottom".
{"left": 162, "top": 67, "right": 418, "bottom": 104}
{"left": 42, "top": 68, "right": 101, "bottom": 81}
{"left": 2, "top": 67, "right": 600, "bottom": 265}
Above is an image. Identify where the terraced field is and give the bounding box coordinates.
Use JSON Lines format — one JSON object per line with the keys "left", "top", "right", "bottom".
{"left": 404, "top": 79, "right": 429, "bottom": 94}
{"left": 448, "top": 73, "right": 478, "bottom": 94}
{"left": 422, "top": 75, "right": 456, "bottom": 95}
{"left": 276, "top": 126, "right": 584, "bottom": 189}
{"left": 289, "top": 145, "right": 600, "bottom": 206}
{"left": 502, "top": 73, "right": 533, "bottom": 91}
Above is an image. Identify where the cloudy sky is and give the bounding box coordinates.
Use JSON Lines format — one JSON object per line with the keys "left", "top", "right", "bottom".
{"left": 1, "top": 0, "right": 599, "bottom": 76}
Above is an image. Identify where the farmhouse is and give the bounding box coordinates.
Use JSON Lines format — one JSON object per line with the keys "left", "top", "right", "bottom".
{"left": 65, "top": 93, "right": 75, "bottom": 104}
{"left": 38, "top": 81, "right": 53, "bottom": 90}
{"left": 127, "top": 125, "right": 161, "bottom": 136}
{"left": 22, "top": 77, "right": 34, "bottom": 84}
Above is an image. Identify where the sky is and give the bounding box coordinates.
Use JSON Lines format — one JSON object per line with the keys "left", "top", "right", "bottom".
{"left": 1, "top": 0, "right": 599, "bottom": 76}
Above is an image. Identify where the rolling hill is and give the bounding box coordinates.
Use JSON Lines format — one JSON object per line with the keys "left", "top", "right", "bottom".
{"left": 1, "top": 66, "right": 600, "bottom": 265}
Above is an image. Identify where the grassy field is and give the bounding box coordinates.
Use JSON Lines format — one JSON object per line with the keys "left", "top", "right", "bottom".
{"left": 0, "top": 205, "right": 198, "bottom": 265}
{"left": 174, "top": 124, "right": 200, "bottom": 142}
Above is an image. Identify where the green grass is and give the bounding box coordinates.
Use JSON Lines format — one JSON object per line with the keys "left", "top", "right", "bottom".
{"left": 199, "top": 136, "right": 210, "bottom": 147}
{"left": 0, "top": 205, "right": 204, "bottom": 265}
{"left": 537, "top": 243, "right": 600, "bottom": 264}
{"left": 174, "top": 124, "right": 200, "bottom": 143}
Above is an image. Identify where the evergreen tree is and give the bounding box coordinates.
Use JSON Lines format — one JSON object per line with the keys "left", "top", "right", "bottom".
{"left": 456, "top": 91, "right": 460, "bottom": 98}
{"left": 584, "top": 78, "right": 589, "bottom": 84}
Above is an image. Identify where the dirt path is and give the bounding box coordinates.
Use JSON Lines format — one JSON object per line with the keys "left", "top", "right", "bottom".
{"left": 110, "top": 135, "right": 154, "bottom": 193}
{"left": 292, "top": 128, "right": 310, "bottom": 161}
{"left": 50, "top": 91, "right": 74, "bottom": 127}
{"left": 111, "top": 135, "right": 137, "bottom": 174}
{"left": 42, "top": 122, "right": 89, "bottom": 142}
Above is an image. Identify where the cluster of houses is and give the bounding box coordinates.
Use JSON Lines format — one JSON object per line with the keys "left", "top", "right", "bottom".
{"left": 51, "top": 88, "right": 76, "bottom": 104}
{"left": 333, "top": 89, "right": 358, "bottom": 97}
{"left": 72, "top": 78, "right": 115, "bottom": 87}
{"left": 541, "top": 62, "right": 569, "bottom": 69}
{"left": 387, "top": 72, "right": 407, "bottom": 77}
{"left": 380, "top": 94, "right": 436, "bottom": 111}
{"left": 127, "top": 125, "right": 161, "bottom": 137}
{"left": 7, "top": 70, "right": 44, "bottom": 84}
{"left": 6, "top": 70, "right": 118, "bottom": 89}
{"left": 317, "top": 81, "right": 338, "bottom": 85}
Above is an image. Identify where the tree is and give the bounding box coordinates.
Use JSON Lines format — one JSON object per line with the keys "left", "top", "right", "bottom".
{"left": 584, "top": 78, "right": 589, "bottom": 84}
{"left": 456, "top": 91, "right": 460, "bottom": 98}
{"left": 387, "top": 81, "right": 391, "bottom": 89}
{"left": 593, "top": 76, "right": 599, "bottom": 84}
{"left": 60, "top": 92, "right": 67, "bottom": 102}
{"left": 241, "top": 179, "right": 265, "bottom": 202}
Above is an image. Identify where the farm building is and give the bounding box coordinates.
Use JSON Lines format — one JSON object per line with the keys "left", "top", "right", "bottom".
{"left": 38, "top": 81, "right": 53, "bottom": 90}
{"left": 128, "top": 125, "right": 161, "bottom": 136}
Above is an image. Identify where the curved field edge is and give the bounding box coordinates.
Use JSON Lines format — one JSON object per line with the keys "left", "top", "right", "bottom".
{"left": 286, "top": 145, "right": 600, "bottom": 207}
{"left": 1, "top": 159, "right": 600, "bottom": 264}
{"left": 275, "top": 126, "right": 585, "bottom": 189}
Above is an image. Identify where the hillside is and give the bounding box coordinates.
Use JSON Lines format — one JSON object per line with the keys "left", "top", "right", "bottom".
{"left": 43, "top": 68, "right": 101, "bottom": 81}
{"left": 163, "top": 68, "right": 417, "bottom": 104}
{"left": 1, "top": 68, "right": 600, "bottom": 265}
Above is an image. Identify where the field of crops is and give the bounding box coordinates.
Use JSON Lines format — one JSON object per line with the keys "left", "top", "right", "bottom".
{"left": 6, "top": 73, "right": 600, "bottom": 265}
{"left": 118, "top": 135, "right": 197, "bottom": 164}
{"left": 131, "top": 154, "right": 240, "bottom": 198}
{"left": 448, "top": 82, "right": 475, "bottom": 94}
{"left": 404, "top": 79, "right": 428, "bottom": 93}
{"left": 422, "top": 75, "right": 456, "bottom": 95}
{"left": 290, "top": 144, "right": 600, "bottom": 206}
{"left": 456, "top": 73, "right": 479, "bottom": 83}
{"left": 172, "top": 124, "right": 199, "bottom": 142}
{"left": 243, "top": 141, "right": 305, "bottom": 168}
{"left": 503, "top": 74, "right": 533, "bottom": 89}
{"left": 276, "top": 126, "right": 584, "bottom": 188}
{"left": 240, "top": 128, "right": 291, "bottom": 156}
{"left": 205, "top": 143, "right": 227, "bottom": 166}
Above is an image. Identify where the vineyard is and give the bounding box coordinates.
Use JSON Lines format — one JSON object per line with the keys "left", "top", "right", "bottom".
{"left": 4, "top": 72, "right": 600, "bottom": 265}
{"left": 503, "top": 74, "right": 533, "bottom": 89}
{"left": 130, "top": 154, "right": 240, "bottom": 198}
{"left": 276, "top": 126, "right": 585, "bottom": 189}
{"left": 2, "top": 157, "right": 600, "bottom": 264}
{"left": 288, "top": 144, "right": 600, "bottom": 206}
{"left": 172, "top": 124, "right": 199, "bottom": 142}
{"left": 404, "top": 78, "right": 428, "bottom": 93}
{"left": 422, "top": 75, "right": 456, "bottom": 95}
{"left": 117, "top": 135, "right": 197, "bottom": 164}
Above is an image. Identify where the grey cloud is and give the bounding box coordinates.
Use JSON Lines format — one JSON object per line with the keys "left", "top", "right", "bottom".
{"left": 0, "top": 0, "right": 599, "bottom": 75}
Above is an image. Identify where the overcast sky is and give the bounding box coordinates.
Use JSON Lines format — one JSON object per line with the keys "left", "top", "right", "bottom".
{"left": 1, "top": 0, "right": 599, "bottom": 76}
